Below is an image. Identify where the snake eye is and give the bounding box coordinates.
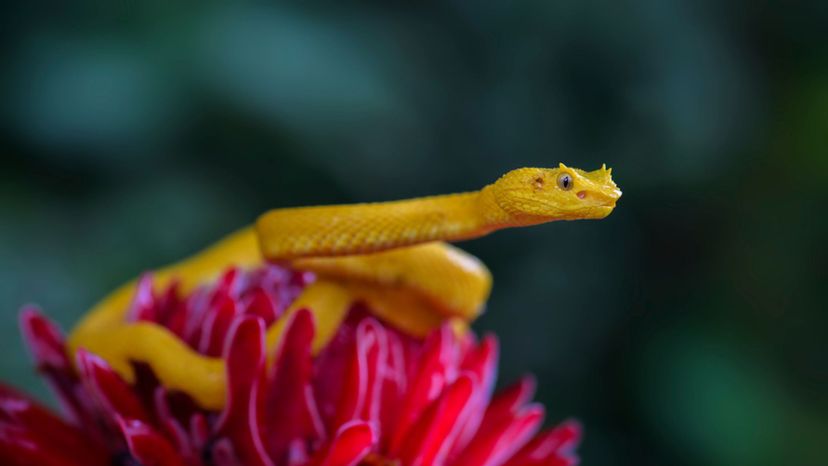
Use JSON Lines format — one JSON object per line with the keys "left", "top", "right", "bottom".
{"left": 557, "top": 173, "right": 573, "bottom": 191}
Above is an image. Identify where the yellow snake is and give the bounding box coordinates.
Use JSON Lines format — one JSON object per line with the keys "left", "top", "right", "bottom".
{"left": 68, "top": 164, "right": 621, "bottom": 409}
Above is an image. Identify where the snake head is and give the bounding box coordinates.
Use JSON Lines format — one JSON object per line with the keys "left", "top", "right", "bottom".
{"left": 490, "top": 164, "right": 622, "bottom": 224}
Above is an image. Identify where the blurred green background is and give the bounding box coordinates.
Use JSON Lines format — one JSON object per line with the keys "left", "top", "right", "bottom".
{"left": 1, "top": 2, "right": 826, "bottom": 465}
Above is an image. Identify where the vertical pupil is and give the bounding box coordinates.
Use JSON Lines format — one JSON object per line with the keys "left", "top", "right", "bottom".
{"left": 563, "top": 176, "right": 570, "bottom": 188}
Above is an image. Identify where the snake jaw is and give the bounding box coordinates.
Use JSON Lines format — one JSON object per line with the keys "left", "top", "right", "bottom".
{"left": 581, "top": 166, "right": 622, "bottom": 206}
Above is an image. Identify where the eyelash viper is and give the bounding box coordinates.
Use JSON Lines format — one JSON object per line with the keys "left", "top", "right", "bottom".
{"left": 67, "top": 164, "right": 621, "bottom": 409}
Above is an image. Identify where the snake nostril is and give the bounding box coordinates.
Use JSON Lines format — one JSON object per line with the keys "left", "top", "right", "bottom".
{"left": 577, "top": 191, "right": 586, "bottom": 199}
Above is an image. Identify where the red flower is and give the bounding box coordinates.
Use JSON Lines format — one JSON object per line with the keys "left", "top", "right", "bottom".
{"left": 1, "top": 264, "right": 580, "bottom": 466}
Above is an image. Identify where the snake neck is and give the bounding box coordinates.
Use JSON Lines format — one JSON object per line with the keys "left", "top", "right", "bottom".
{"left": 395, "top": 185, "right": 559, "bottom": 236}
{"left": 475, "top": 185, "right": 519, "bottom": 229}
{"left": 384, "top": 189, "right": 511, "bottom": 241}
{"left": 257, "top": 189, "right": 518, "bottom": 260}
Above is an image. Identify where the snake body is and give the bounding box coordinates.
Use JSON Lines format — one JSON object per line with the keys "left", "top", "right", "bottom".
{"left": 69, "top": 165, "right": 621, "bottom": 408}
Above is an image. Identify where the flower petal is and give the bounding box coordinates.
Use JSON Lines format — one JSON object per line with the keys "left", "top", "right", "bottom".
{"left": 127, "top": 274, "right": 158, "bottom": 323}
{"left": 19, "top": 306, "right": 68, "bottom": 369}
{"left": 315, "top": 421, "right": 376, "bottom": 466}
{"left": 378, "top": 329, "right": 408, "bottom": 448}
{"left": 332, "top": 318, "right": 387, "bottom": 431}
{"left": 118, "top": 416, "right": 187, "bottom": 466}
{"left": 244, "top": 287, "right": 279, "bottom": 325}
{"left": 19, "top": 307, "right": 97, "bottom": 429}
{"left": 502, "top": 420, "right": 582, "bottom": 466}
{"left": 211, "top": 437, "right": 242, "bottom": 466}
{"left": 480, "top": 376, "right": 537, "bottom": 429}
{"left": 389, "top": 323, "right": 458, "bottom": 452}
{"left": 214, "top": 316, "right": 273, "bottom": 466}
{"left": 153, "top": 388, "right": 198, "bottom": 464}
{"left": 449, "top": 334, "right": 500, "bottom": 455}
{"left": 263, "top": 308, "right": 323, "bottom": 460}
{"left": 451, "top": 403, "right": 544, "bottom": 466}
{"left": 394, "top": 373, "right": 477, "bottom": 465}
{"left": 76, "top": 349, "right": 151, "bottom": 423}
{"left": 0, "top": 384, "right": 108, "bottom": 466}
{"left": 0, "top": 422, "right": 84, "bottom": 466}
{"left": 198, "top": 291, "right": 239, "bottom": 357}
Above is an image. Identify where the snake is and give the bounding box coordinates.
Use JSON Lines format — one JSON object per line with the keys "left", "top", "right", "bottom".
{"left": 68, "top": 164, "right": 621, "bottom": 409}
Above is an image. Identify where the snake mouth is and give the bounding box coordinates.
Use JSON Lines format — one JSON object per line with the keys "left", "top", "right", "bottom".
{"left": 589, "top": 205, "right": 616, "bottom": 219}
{"left": 576, "top": 186, "right": 621, "bottom": 207}
{"left": 583, "top": 188, "right": 621, "bottom": 218}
